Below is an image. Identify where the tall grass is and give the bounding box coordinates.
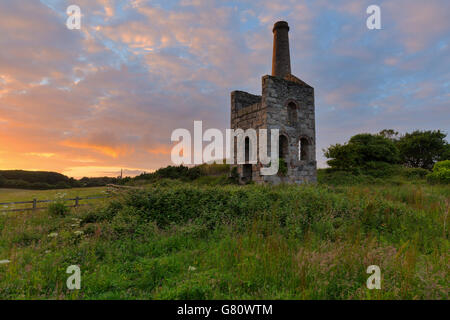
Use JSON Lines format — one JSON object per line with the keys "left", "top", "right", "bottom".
{"left": 0, "top": 181, "right": 448, "bottom": 299}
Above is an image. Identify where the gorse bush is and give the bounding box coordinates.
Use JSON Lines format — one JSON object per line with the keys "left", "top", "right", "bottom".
{"left": 427, "top": 160, "right": 450, "bottom": 184}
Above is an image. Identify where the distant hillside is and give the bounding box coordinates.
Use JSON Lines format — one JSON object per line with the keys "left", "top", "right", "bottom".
{"left": 0, "top": 170, "right": 123, "bottom": 190}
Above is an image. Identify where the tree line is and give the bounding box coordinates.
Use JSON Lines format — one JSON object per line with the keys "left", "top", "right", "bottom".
{"left": 0, "top": 170, "right": 128, "bottom": 190}
{"left": 324, "top": 129, "right": 450, "bottom": 183}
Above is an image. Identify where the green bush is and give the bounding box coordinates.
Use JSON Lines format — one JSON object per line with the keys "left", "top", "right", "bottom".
{"left": 427, "top": 160, "right": 450, "bottom": 184}
{"left": 83, "top": 182, "right": 436, "bottom": 248}
{"left": 401, "top": 167, "right": 429, "bottom": 179}
{"left": 318, "top": 169, "right": 379, "bottom": 185}
{"left": 48, "top": 201, "right": 69, "bottom": 216}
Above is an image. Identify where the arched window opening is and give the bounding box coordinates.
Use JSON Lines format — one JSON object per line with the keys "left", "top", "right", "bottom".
{"left": 279, "top": 135, "right": 288, "bottom": 159}
{"left": 243, "top": 137, "right": 252, "bottom": 181}
{"left": 299, "top": 137, "right": 310, "bottom": 161}
{"left": 287, "top": 102, "right": 297, "bottom": 127}
{"left": 245, "top": 137, "right": 250, "bottom": 162}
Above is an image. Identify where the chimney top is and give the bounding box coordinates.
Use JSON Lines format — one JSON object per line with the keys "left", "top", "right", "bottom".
{"left": 273, "top": 21, "right": 289, "bottom": 33}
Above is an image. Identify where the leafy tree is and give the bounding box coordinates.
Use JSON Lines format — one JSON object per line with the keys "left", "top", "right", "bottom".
{"left": 397, "top": 130, "right": 448, "bottom": 169}
{"left": 441, "top": 144, "right": 450, "bottom": 161}
{"left": 324, "top": 133, "right": 400, "bottom": 170}
{"left": 378, "top": 129, "right": 399, "bottom": 140}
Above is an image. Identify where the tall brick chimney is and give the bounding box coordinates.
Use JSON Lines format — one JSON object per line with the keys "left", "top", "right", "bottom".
{"left": 271, "top": 21, "right": 291, "bottom": 78}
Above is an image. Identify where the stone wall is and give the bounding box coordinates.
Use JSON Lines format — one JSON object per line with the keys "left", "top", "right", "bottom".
{"left": 230, "top": 75, "right": 317, "bottom": 185}
{"left": 230, "top": 91, "right": 266, "bottom": 183}
{"left": 262, "top": 75, "right": 317, "bottom": 184}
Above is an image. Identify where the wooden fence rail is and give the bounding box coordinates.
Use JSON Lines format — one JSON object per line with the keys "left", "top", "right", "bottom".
{"left": 0, "top": 195, "right": 109, "bottom": 213}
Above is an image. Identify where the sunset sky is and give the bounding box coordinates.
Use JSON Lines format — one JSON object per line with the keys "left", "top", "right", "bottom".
{"left": 0, "top": 0, "right": 449, "bottom": 178}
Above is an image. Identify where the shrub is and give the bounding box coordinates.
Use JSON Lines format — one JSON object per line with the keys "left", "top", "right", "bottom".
{"left": 401, "top": 167, "right": 429, "bottom": 179}
{"left": 48, "top": 201, "right": 69, "bottom": 216}
{"left": 427, "top": 160, "right": 450, "bottom": 184}
{"left": 361, "top": 161, "right": 398, "bottom": 177}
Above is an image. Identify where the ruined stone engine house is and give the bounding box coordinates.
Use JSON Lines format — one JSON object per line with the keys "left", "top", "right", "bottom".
{"left": 231, "top": 21, "right": 317, "bottom": 184}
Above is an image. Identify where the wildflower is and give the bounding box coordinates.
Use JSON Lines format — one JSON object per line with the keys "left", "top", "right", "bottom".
{"left": 48, "top": 232, "right": 58, "bottom": 238}
{"left": 0, "top": 260, "right": 10, "bottom": 265}
{"left": 74, "top": 230, "right": 84, "bottom": 236}
{"left": 188, "top": 266, "right": 197, "bottom": 272}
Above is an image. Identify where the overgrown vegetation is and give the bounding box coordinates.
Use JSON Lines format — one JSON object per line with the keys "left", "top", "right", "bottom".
{"left": 133, "top": 164, "right": 233, "bottom": 185}
{"left": 48, "top": 201, "right": 69, "bottom": 217}
{"left": 0, "top": 179, "right": 448, "bottom": 299}
{"left": 427, "top": 160, "right": 450, "bottom": 184}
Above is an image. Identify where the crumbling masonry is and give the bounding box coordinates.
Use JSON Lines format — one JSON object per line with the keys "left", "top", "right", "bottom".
{"left": 231, "top": 21, "right": 317, "bottom": 184}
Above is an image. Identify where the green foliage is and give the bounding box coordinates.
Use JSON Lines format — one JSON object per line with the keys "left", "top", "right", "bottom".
{"left": 135, "top": 165, "right": 207, "bottom": 182}
{"left": 317, "top": 169, "right": 378, "bottom": 185}
{"left": 278, "top": 158, "right": 288, "bottom": 176}
{"left": 77, "top": 176, "right": 121, "bottom": 187}
{"left": 197, "top": 163, "right": 230, "bottom": 176}
{"left": 324, "top": 133, "right": 400, "bottom": 171}
{"left": 402, "top": 167, "right": 429, "bottom": 179}
{"left": 441, "top": 144, "right": 450, "bottom": 161}
{"left": 323, "top": 129, "right": 449, "bottom": 184}
{"left": 1, "top": 180, "right": 449, "bottom": 299}
{"left": 378, "top": 129, "right": 399, "bottom": 140}
{"left": 397, "top": 130, "right": 448, "bottom": 169}
{"left": 426, "top": 160, "right": 450, "bottom": 184}
{"left": 194, "top": 175, "right": 230, "bottom": 186}
{"left": 433, "top": 159, "right": 450, "bottom": 171}
{"left": 48, "top": 201, "right": 69, "bottom": 217}
{"left": 229, "top": 166, "right": 239, "bottom": 184}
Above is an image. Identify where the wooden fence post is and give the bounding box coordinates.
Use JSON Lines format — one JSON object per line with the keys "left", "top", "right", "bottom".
{"left": 32, "top": 199, "right": 37, "bottom": 211}
{"left": 75, "top": 196, "right": 79, "bottom": 207}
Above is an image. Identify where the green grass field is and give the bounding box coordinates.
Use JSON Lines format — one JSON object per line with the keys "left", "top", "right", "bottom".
{"left": 0, "top": 180, "right": 448, "bottom": 299}
{"left": 0, "top": 187, "right": 109, "bottom": 212}
{"left": 0, "top": 187, "right": 108, "bottom": 202}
